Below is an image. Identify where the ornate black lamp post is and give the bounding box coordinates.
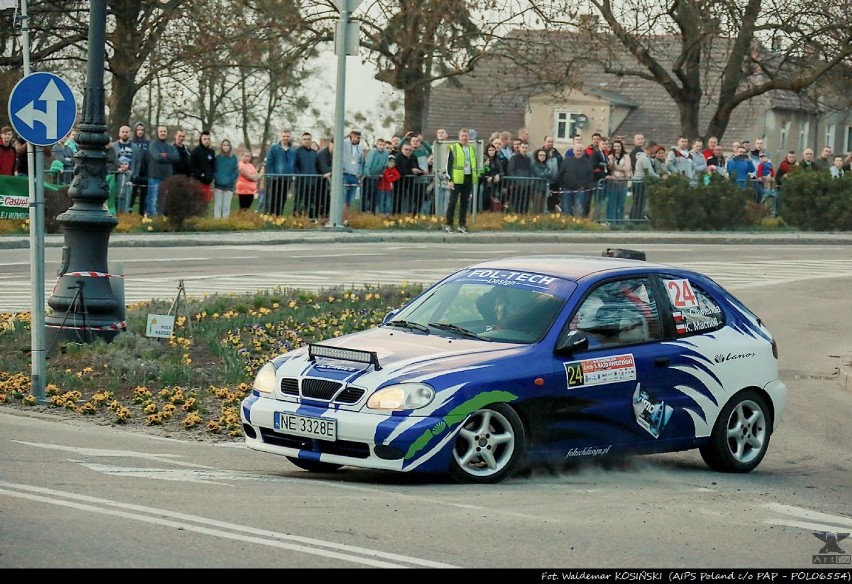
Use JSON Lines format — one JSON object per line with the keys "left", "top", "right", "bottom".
{"left": 45, "top": 0, "right": 124, "bottom": 348}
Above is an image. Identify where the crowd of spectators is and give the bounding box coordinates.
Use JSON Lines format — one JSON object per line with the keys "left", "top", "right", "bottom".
{"left": 2, "top": 122, "right": 850, "bottom": 225}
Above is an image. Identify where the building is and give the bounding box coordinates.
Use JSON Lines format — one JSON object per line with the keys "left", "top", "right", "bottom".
{"left": 426, "top": 32, "right": 852, "bottom": 160}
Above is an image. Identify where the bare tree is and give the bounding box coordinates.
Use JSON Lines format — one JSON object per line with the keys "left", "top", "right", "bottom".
{"left": 0, "top": 1, "right": 88, "bottom": 126}
{"left": 0, "top": 1, "right": 87, "bottom": 69}
{"left": 535, "top": 0, "right": 852, "bottom": 140}
{"left": 161, "top": 0, "right": 315, "bottom": 144}
{"left": 349, "top": 0, "right": 536, "bottom": 134}
{"left": 105, "top": 0, "right": 192, "bottom": 137}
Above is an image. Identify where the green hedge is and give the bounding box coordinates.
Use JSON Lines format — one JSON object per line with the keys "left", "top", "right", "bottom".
{"left": 646, "top": 174, "right": 756, "bottom": 230}
{"left": 777, "top": 170, "right": 852, "bottom": 231}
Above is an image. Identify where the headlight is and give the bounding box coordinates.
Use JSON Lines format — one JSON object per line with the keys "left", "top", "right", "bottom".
{"left": 253, "top": 362, "right": 277, "bottom": 395}
{"left": 367, "top": 383, "right": 435, "bottom": 411}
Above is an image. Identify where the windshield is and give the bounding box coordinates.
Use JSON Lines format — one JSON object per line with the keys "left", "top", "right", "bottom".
{"left": 387, "top": 270, "right": 573, "bottom": 344}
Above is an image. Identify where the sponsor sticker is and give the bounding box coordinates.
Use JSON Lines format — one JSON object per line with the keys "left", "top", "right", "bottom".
{"left": 0, "top": 193, "right": 29, "bottom": 220}
{"left": 462, "top": 269, "right": 557, "bottom": 290}
{"left": 564, "top": 353, "right": 636, "bottom": 388}
{"left": 632, "top": 384, "right": 673, "bottom": 439}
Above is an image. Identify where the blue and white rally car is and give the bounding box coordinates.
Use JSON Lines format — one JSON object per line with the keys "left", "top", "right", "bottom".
{"left": 241, "top": 253, "right": 786, "bottom": 483}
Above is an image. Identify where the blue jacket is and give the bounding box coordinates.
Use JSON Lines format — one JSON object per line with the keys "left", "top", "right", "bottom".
{"left": 264, "top": 142, "right": 295, "bottom": 175}
{"left": 726, "top": 155, "right": 755, "bottom": 188}
{"left": 364, "top": 147, "right": 389, "bottom": 177}
{"left": 214, "top": 153, "right": 239, "bottom": 189}
{"left": 293, "top": 146, "right": 319, "bottom": 175}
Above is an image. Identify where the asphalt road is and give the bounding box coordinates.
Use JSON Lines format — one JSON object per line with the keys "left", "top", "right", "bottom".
{"left": 1, "top": 239, "right": 851, "bottom": 569}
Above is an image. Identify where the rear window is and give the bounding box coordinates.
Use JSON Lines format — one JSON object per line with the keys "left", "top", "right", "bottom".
{"left": 660, "top": 275, "right": 724, "bottom": 336}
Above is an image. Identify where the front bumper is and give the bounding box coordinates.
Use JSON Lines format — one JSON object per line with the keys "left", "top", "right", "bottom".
{"left": 241, "top": 393, "right": 458, "bottom": 474}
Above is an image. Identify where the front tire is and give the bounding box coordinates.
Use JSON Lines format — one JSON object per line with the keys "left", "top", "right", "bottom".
{"left": 286, "top": 456, "right": 343, "bottom": 473}
{"left": 449, "top": 403, "right": 527, "bottom": 484}
{"left": 700, "top": 390, "right": 771, "bottom": 473}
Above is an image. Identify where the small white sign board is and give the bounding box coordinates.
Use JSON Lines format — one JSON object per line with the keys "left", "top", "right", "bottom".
{"left": 146, "top": 314, "right": 175, "bottom": 338}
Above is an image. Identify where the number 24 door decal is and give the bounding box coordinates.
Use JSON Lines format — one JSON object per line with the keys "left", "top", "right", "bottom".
{"left": 665, "top": 278, "right": 698, "bottom": 309}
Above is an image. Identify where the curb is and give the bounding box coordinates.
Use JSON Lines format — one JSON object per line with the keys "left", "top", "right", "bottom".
{"left": 3, "top": 229, "right": 852, "bottom": 249}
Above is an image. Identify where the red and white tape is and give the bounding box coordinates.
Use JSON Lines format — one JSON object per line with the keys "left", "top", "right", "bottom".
{"left": 51, "top": 272, "right": 124, "bottom": 295}
{"left": 63, "top": 271, "right": 124, "bottom": 279}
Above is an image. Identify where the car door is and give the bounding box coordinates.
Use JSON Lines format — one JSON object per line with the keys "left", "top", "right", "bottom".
{"left": 548, "top": 275, "right": 696, "bottom": 458}
{"left": 650, "top": 272, "right": 733, "bottom": 442}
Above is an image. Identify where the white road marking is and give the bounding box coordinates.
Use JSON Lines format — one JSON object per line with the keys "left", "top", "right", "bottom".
{"left": 763, "top": 502, "right": 852, "bottom": 530}
{"left": 11, "top": 440, "right": 563, "bottom": 522}
{"left": 0, "top": 481, "right": 457, "bottom": 568}
{"left": 289, "top": 253, "right": 387, "bottom": 258}
{"left": 5, "top": 259, "right": 852, "bottom": 312}
{"left": 681, "top": 259, "right": 852, "bottom": 291}
{"left": 12, "top": 440, "right": 213, "bottom": 468}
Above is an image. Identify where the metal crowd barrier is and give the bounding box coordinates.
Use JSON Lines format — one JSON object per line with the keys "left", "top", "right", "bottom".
{"left": 45, "top": 169, "right": 74, "bottom": 186}
{"left": 589, "top": 178, "right": 643, "bottom": 223}
{"left": 253, "top": 172, "right": 686, "bottom": 224}
{"left": 361, "top": 174, "right": 434, "bottom": 215}
{"left": 44, "top": 168, "right": 781, "bottom": 224}
{"left": 46, "top": 170, "right": 134, "bottom": 215}
{"left": 262, "top": 173, "right": 439, "bottom": 218}
{"left": 587, "top": 175, "right": 779, "bottom": 223}
{"left": 479, "top": 176, "right": 550, "bottom": 214}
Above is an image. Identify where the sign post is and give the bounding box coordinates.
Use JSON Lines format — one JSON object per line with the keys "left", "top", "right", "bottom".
{"left": 5, "top": 0, "right": 77, "bottom": 402}
{"left": 328, "top": 0, "right": 362, "bottom": 229}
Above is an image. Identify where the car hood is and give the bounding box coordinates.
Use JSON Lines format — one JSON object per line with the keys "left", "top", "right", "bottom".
{"left": 274, "top": 326, "right": 531, "bottom": 391}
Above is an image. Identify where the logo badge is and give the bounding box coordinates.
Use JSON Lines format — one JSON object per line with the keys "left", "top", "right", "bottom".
{"left": 812, "top": 531, "right": 851, "bottom": 565}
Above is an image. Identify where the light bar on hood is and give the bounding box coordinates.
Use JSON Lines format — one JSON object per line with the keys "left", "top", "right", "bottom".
{"left": 309, "top": 344, "right": 382, "bottom": 371}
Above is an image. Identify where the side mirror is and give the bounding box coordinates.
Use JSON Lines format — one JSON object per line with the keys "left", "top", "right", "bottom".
{"left": 555, "top": 330, "right": 589, "bottom": 355}
{"left": 382, "top": 308, "right": 400, "bottom": 324}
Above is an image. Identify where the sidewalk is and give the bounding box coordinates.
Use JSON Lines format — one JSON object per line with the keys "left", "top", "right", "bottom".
{"left": 3, "top": 228, "right": 852, "bottom": 249}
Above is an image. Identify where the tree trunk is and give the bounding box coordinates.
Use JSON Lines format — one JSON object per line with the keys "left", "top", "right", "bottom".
{"left": 107, "top": 69, "right": 139, "bottom": 138}
{"left": 402, "top": 84, "right": 428, "bottom": 135}
{"left": 676, "top": 98, "right": 701, "bottom": 142}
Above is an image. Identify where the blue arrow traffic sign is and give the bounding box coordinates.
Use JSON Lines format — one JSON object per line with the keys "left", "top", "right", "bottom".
{"left": 7, "top": 72, "right": 77, "bottom": 147}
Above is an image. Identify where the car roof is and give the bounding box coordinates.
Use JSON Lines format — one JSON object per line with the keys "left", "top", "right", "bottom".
{"left": 467, "top": 255, "right": 673, "bottom": 281}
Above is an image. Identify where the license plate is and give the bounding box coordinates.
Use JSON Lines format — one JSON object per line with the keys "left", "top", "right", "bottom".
{"left": 274, "top": 412, "right": 337, "bottom": 441}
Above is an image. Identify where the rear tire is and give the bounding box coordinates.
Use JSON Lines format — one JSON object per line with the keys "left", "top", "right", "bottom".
{"left": 286, "top": 456, "right": 343, "bottom": 473}
{"left": 700, "top": 390, "right": 771, "bottom": 473}
{"left": 449, "top": 403, "right": 527, "bottom": 484}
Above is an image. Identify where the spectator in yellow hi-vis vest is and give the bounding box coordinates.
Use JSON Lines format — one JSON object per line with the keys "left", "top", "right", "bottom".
{"left": 444, "top": 129, "right": 478, "bottom": 234}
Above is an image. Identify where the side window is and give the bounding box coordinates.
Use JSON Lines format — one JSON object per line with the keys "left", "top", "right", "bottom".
{"left": 567, "top": 277, "right": 663, "bottom": 348}
{"left": 660, "top": 275, "right": 725, "bottom": 336}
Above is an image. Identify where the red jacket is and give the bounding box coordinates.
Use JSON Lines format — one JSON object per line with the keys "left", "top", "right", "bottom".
{"left": 0, "top": 143, "right": 16, "bottom": 175}
{"left": 378, "top": 166, "right": 400, "bottom": 191}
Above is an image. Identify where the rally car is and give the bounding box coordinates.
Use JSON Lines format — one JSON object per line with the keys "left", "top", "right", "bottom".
{"left": 241, "top": 253, "right": 786, "bottom": 483}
